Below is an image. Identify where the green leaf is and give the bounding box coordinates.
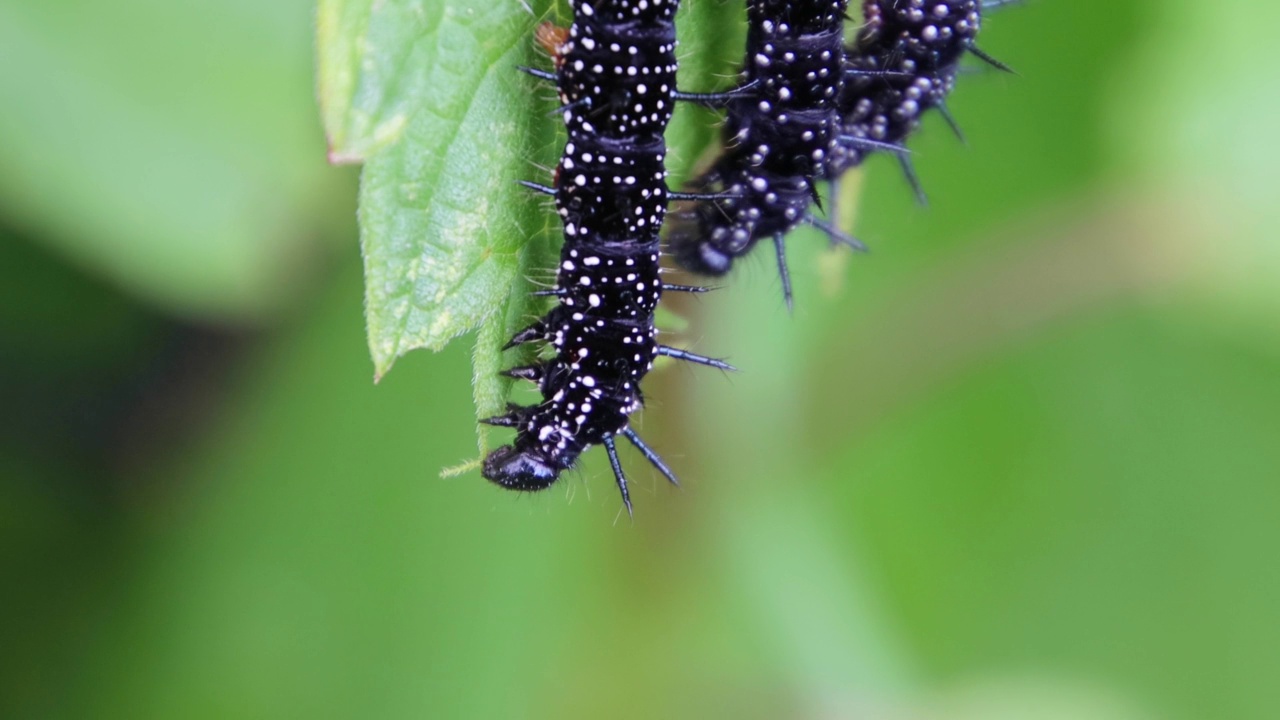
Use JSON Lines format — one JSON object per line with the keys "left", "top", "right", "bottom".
{"left": 318, "top": 0, "right": 556, "bottom": 387}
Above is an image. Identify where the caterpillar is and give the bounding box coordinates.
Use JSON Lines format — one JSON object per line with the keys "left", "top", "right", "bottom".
{"left": 669, "top": 0, "right": 1015, "bottom": 307}
{"left": 670, "top": 0, "right": 866, "bottom": 310}
{"left": 830, "top": 0, "right": 1013, "bottom": 178}
{"left": 482, "top": 0, "right": 734, "bottom": 515}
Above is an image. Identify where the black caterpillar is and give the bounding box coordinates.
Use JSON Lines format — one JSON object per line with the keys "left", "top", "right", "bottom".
{"left": 670, "top": 0, "right": 863, "bottom": 310}
{"left": 670, "top": 0, "right": 1015, "bottom": 307}
{"left": 831, "top": 0, "right": 1014, "bottom": 177}
{"left": 482, "top": 0, "right": 735, "bottom": 515}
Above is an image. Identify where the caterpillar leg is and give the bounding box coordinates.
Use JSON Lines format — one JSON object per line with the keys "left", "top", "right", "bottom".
{"left": 503, "top": 320, "right": 546, "bottom": 349}
{"left": 499, "top": 365, "right": 544, "bottom": 383}
{"left": 479, "top": 402, "right": 528, "bottom": 428}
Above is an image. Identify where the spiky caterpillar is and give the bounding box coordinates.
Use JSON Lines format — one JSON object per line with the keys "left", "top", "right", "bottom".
{"left": 669, "top": 0, "right": 1014, "bottom": 307}
{"left": 482, "top": 0, "right": 732, "bottom": 515}
{"left": 831, "top": 0, "right": 1006, "bottom": 177}
{"left": 669, "top": 0, "right": 860, "bottom": 310}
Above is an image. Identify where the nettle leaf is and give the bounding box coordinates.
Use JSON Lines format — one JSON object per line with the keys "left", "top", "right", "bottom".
{"left": 318, "top": 0, "right": 557, "bottom": 451}
{"left": 317, "top": 0, "right": 743, "bottom": 453}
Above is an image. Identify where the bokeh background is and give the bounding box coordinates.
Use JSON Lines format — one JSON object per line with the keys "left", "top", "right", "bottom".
{"left": 3, "top": 0, "right": 1279, "bottom": 718}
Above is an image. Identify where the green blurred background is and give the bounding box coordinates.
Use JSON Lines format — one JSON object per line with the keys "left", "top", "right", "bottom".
{"left": 3, "top": 0, "right": 1278, "bottom": 718}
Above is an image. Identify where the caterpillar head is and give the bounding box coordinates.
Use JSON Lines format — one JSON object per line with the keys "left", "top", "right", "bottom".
{"left": 674, "top": 237, "right": 735, "bottom": 277}
{"left": 482, "top": 446, "right": 561, "bottom": 491}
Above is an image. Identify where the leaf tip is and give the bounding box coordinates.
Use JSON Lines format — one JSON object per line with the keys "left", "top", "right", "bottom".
{"left": 371, "top": 355, "right": 396, "bottom": 384}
